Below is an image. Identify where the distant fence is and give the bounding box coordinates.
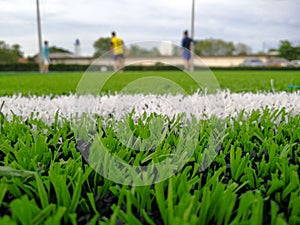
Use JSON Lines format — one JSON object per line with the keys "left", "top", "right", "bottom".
{"left": 50, "top": 55, "right": 271, "bottom": 67}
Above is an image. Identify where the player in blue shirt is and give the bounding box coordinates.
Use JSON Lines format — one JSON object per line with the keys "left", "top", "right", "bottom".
{"left": 181, "top": 30, "right": 193, "bottom": 71}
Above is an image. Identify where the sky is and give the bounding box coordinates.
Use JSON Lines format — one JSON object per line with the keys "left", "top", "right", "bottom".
{"left": 0, "top": 0, "right": 299, "bottom": 57}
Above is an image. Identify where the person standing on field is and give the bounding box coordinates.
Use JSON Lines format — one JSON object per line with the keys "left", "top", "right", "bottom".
{"left": 181, "top": 30, "right": 193, "bottom": 71}
{"left": 110, "top": 31, "right": 125, "bottom": 72}
{"left": 41, "top": 40, "right": 50, "bottom": 73}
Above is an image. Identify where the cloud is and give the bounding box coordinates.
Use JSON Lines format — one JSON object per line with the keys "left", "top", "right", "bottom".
{"left": 0, "top": 0, "right": 298, "bottom": 56}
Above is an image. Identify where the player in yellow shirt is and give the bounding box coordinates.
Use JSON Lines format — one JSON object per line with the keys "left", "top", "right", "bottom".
{"left": 110, "top": 31, "right": 125, "bottom": 72}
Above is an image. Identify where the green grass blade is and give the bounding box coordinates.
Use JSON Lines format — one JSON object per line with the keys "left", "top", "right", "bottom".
{"left": 35, "top": 174, "right": 49, "bottom": 209}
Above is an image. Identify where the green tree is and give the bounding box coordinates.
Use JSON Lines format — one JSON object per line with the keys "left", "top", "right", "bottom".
{"left": 0, "top": 41, "right": 23, "bottom": 63}
{"left": 49, "top": 46, "right": 72, "bottom": 53}
{"left": 278, "top": 40, "right": 300, "bottom": 60}
{"left": 194, "top": 38, "right": 235, "bottom": 56}
{"left": 234, "top": 43, "right": 252, "bottom": 55}
{"left": 93, "top": 37, "right": 111, "bottom": 57}
{"left": 128, "top": 45, "right": 160, "bottom": 56}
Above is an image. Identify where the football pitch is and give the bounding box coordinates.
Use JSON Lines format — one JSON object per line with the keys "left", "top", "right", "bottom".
{"left": 0, "top": 70, "right": 300, "bottom": 96}
{"left": 1, "top": 69, "right": 300, "bottom": 224}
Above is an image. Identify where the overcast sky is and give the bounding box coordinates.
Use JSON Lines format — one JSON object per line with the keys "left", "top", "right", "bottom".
{"left": 1, "top": 0, "right": 299, "bottom": 56}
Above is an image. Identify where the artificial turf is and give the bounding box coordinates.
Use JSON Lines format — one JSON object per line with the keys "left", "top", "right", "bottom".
{"left": 0, "top": 70, "right": 300, "bottom": 96}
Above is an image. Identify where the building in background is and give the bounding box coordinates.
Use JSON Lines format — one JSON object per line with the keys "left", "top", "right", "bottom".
{"left": 159, "top": 41, "right": 174, "bottom": 56}
{"left": 74, "top": 39, "right": 81, "bottom": 56}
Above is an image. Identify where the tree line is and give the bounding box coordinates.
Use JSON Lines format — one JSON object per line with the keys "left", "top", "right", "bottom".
{"left": 0, "top": 41, "right": 23, "bottom": 63}
{"left": 0, "top": 39, "right": 299, "bottom": 64}
{"left": 92, "top": 37, "right": 252, "bottom": 57}
{"left": 92, "top": 38, "right": 300, "bottom": 60}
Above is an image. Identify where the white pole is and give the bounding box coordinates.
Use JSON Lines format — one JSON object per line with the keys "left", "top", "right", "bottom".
{"left": 190, "top": 0, "right": 195, "bottom": 71}
{"left": 36, "top": 0, "right": 43, "bottom": 73}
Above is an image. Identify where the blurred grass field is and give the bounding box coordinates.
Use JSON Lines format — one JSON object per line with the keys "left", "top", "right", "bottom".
{"left": 0, "top": 70, "right": 300, "bottom": 96}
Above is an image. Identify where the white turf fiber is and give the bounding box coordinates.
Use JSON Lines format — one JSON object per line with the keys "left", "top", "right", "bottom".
{"left": 1, "top": 91, "right": 299, "bottom": 123}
